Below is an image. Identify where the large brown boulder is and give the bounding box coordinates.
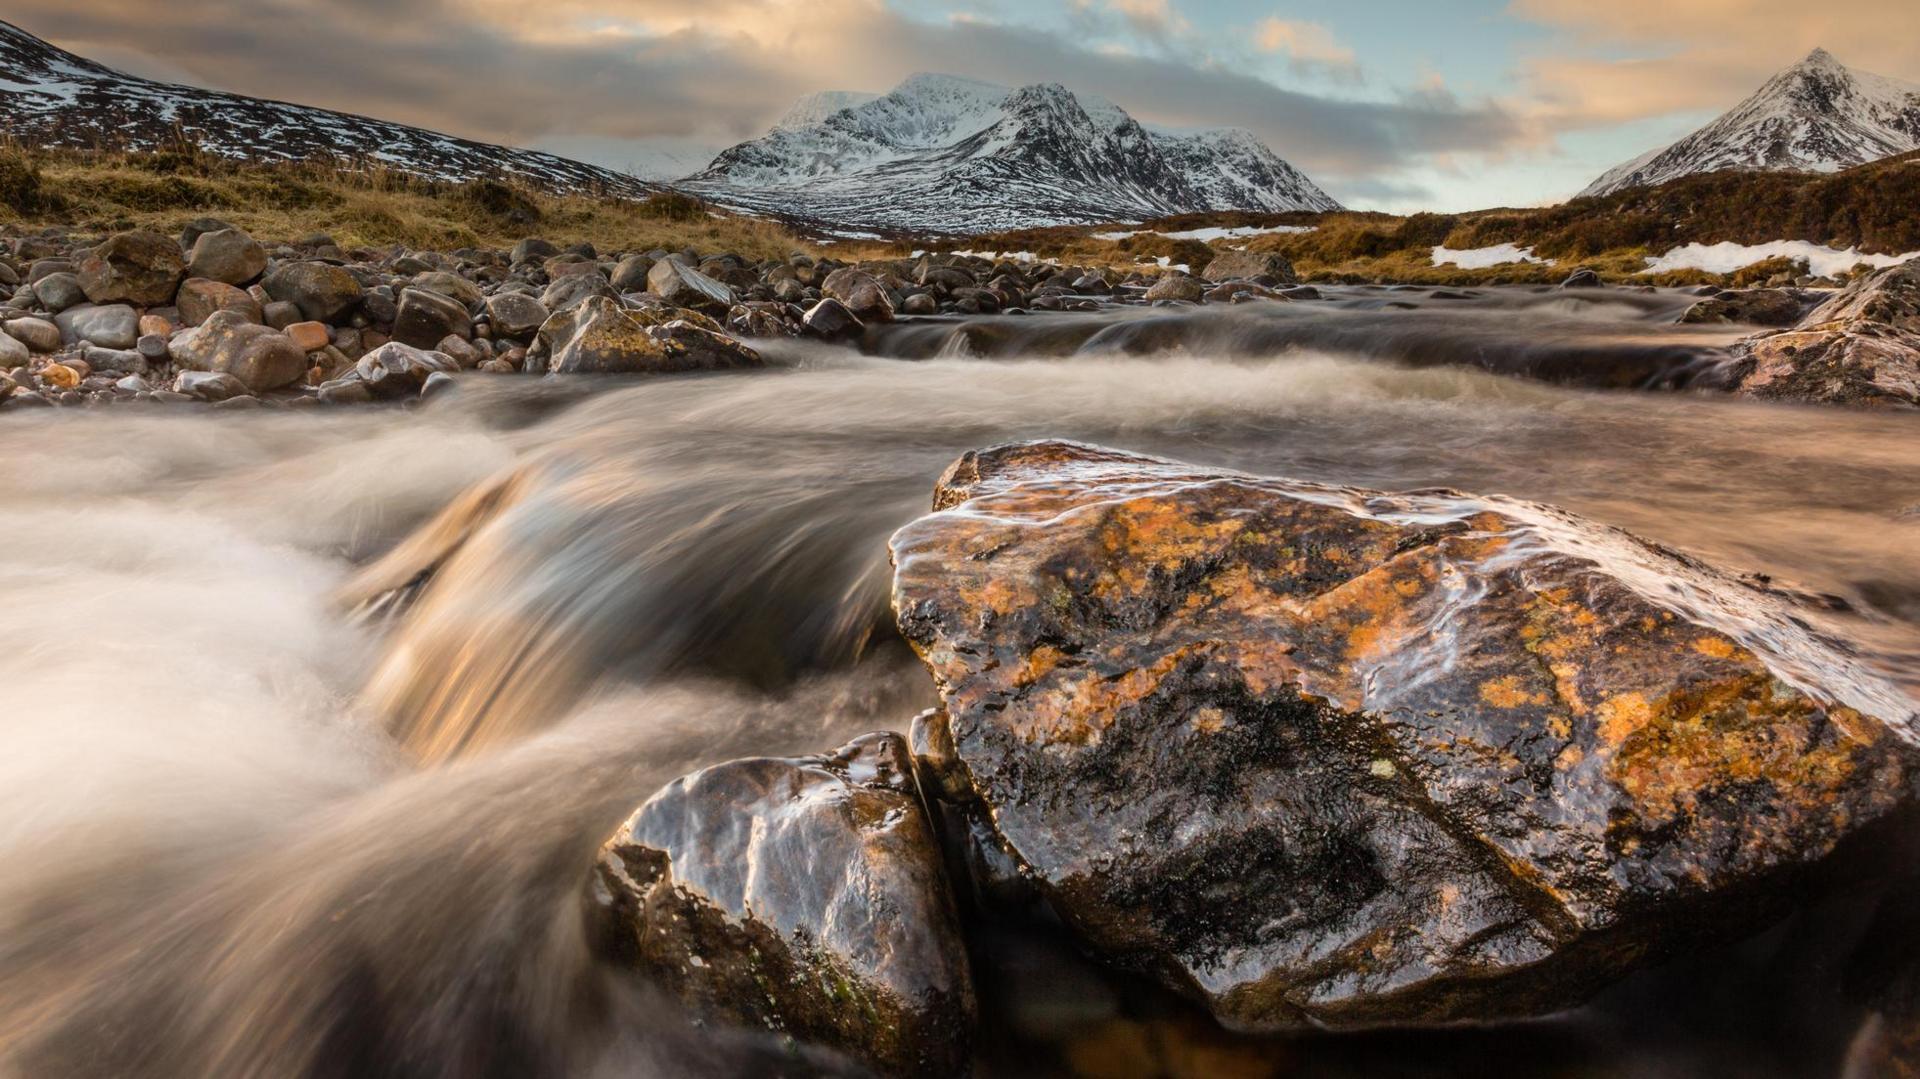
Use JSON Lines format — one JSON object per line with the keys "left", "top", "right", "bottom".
{"left": 645, "top": 258, "right": 734, "bottom": 314}
{"left": 821, "top": 268, "right": 895, "bottom": 323}
{"left": 529, "top": 296, "right": 760, "bottom": 375}
{"left": 175, "top": 278, "right": 263, "bottom": 327}
{"left": 590, "top": 732, "right": 974, "bottom": 1076}
{"left": 889, "top": 440, "right": 1916, "bottom": 1030}
{"left": 262, "top": 260, "right": 364, "bottom": 324}
{"left": 1201, "top": 250, "right": 1298, "bottom": 284}
{"left": 77, "top": 229, "right": 185, "bottom": 306}
{"left": 167, "top": 310, "right": 306, "bottom": 392}
{"left": 1724, "top": 261, "right": 1920, "bottom": 407}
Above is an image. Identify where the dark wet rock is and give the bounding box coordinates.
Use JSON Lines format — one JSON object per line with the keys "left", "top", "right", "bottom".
{"left": 803, "top": 297, "right": 865, "bottom": 341}
{"left": 168, "top": 310, "right": 307, "bottom": 392}
{"left": 185, "top": 228, "right": 268, "bottom": 286}
{"left": 392, "top": 287, "right": 472, "bottom": 349}
{"left": 511, "top": 237, "right": 559, "bottom": 264}
{"left": 539, "top": 272, "right": 615, "bottom": 315}
{"left": 647, "top": 319, "right": 765, "bottom": 370}
{"left": 173, "top": 369, "right": 251, "bottom": 402}
{"left": 1560, "top": 268, "right": 1604, "bottom": 289}
{"left": 609, "top": 254, "right": 656, "bottom": 292}
{"left": 0, "top": 330, "right": 26, "bottom": 367}
{"left": 54, "top": 304, "right": 139, "bottom": 349}
{"left": 889, "top": 439, "right": 1918, "bottom": 1031}
{"left": 821, "top": 268, "right": 895, "bottom": 323}
{"left": 901, "top": 292, "right": 939, "bottom": 316}
{"left": 176, "top": 278, "right": 263, "bottom": 327}
{"left": 589, "top": 732, "right": 974, "bottom": 1077}
{"left": 1725, "top": 260, "right": 1920, "bottom": 407}
{"left": 529, "top": 296, "right": 673, "bottom": 375}
{"left": 31, "top": 272, "right": 87, "bottom": 312}
{"left": 647, "top": 258, "right": 734, "bottom": 314}
{"left": 77, "top": 229, "right": 185, "bottom": 305}
{"left": 356, "top": 341, "right": 457, "bottom": 396}
{"left": 1680, "top": 289, "right": 1807, "bottom": 327}
{"left": 408, "top": 271, "right": 483, "bottom": 308}
{"left": 1201, "top": 250, "right": 1298, "bottom": 284}
{"left": 263, "top": 260, "right": 364, "bottom": 324}
{"left": 1143, "top": 273, "right": 1205, "bottom": 303}
{"left": 483, "top": 291, "right": 548, "bottom": 341}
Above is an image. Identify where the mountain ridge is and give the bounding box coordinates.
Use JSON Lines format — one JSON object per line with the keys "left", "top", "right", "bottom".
{"left": 681, "top": 73, "right": 1341, "bottom": 234}
{"left": 1582, "top": 48, "right": 1920, "bottom": 198}
{"left": 0, "top": 18, "right": 655, "bottom": 198}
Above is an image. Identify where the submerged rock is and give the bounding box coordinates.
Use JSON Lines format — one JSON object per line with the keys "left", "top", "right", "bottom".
{"left": 589, "top": 732, "right": 974, "bottom": 1076}
{"left": 889, "top": 440, "right": 1916, "bottom": 1030}
{"left": 1726, "top": 260, "right": 1920, "bottom": 407}
{"left": 1679, "top": 288, "right": 1806, "bottom": 327}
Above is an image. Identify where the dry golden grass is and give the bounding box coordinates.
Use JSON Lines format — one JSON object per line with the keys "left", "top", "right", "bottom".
{"left": 0, "top": 146, "right": 826, "bottom": 260}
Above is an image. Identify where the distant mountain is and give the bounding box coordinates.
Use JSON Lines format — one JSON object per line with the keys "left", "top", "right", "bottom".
{"left": 680, "top": 73, "right": 1341, "bottom": 234}
{"left": 1582, "top": 48, "right": 1920, "bottom": 198}
{"left": 0, "top": 18, "right": 654, "bottom": 197}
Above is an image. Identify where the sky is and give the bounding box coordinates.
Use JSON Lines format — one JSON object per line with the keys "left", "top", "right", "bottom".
{"left": 10, "top": 0, "right": 1920, "bottom": 211}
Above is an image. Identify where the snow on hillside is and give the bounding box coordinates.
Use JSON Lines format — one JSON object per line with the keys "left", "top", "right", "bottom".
{"left": 1640, "top": 240, "right": 1919, "bottom": 277}
{"left": 682, "top": 73, "right": 1340, "bottom": 234}
{"left": 0, "top": 18, "right": 654, "bottom": 197}
{"left": 1582, "top": 48, "right": 1920, "bottom": 197}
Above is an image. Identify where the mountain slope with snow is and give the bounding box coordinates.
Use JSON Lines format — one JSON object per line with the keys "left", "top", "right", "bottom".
{"left": 0, "top": 18, "right": 654, "bottom": 197}
{"left": 1582, "top": 48, "right": 1920, "bottom": 198}
{"left": 682, "top": 73, "right": 1341, "bottom": 233}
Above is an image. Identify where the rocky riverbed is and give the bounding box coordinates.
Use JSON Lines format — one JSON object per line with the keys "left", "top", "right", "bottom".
{"left": 2, "top": 222, "right": 1919, "bottom": 1078}
{"left": 5, "top": 221, "right": 1919, "bottom": 410}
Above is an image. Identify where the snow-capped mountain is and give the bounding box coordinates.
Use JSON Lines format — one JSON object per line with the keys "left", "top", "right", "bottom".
{"left": 0, "top": 19, "right": 654, "bottom": 197}
{"left": 681, "top": 73, "right": 1341, "bottom": 233}
{"left": 1581, "top": 48, "right": 1920, "bottom": 198}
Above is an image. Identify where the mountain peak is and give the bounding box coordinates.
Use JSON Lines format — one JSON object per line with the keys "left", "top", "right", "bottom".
{"left": 1580, "top": 48, "right": 1920, "bottom": 198}
{"left": 687, "top": 73, "right": 1339, "bottom": 232}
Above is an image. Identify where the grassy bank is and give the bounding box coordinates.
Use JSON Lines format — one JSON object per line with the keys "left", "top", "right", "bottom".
{"left": 0, "top": 145, "right": 827, "bottom": 259}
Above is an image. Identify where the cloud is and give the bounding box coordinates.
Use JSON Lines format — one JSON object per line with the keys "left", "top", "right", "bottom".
{"left": 1508, "top": 0, "right": 1920, "bottom": 128}
{"left": 1253, "top": 18, "right": 1361, "bottom": 82}
{"left": 3, "top": 0, "right": 1534, "bottom": 205}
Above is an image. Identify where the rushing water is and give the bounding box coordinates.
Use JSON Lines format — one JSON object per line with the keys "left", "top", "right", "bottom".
{"left": 2, "top": 289, "right": 1918, "bottom": 1077}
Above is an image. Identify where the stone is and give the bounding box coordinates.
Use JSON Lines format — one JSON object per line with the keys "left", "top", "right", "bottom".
{"left": 647, "top": 319, "right": 765, "bottom": 370}
{"left": 510, "top": 237, "right": 559, "bottom": 264}
{"left": 609, "top": 254, "right": 655, "bottom": 292}
{"left": 77, "top": 229, "right": 186, "bottom": 305}
{"left": 435, "top": 334, "right": 484, "bottom": 369}
{"left": 408, "top": 271, "right": 483, "bottom": 308}
{"left": 646, "top": 258, "right": 734, "bottom": 314}
{"left": 802, "top": 297, "right": 865, "bottom": 341}
{"left": 1201, "top": 250, "right": 1298, "bottom": 284}
{"left": 484, "top": 292, "right": 549, "bottom": 341}
{"left": 285, "top": 321, "right": 331, "bottom": 353}
{"left": 185, "top": 228, "right": 268, "bottom": 286}
{"left": 317, "top": 378, "right": 374, "bottom": 405}
{"left": 173, "top": 370, "right": 250, "bottom": 402}
{"left": 81, "top": 345, "right": 145, "bottom": 374}
{"left": 1680, "top": 289, "right": 1807, "bottom": 327}
{"left": 168, "top": 311, "right": 307, "bottom": 392}
{"left": 901, "top": 292, "right": 939, "bottom": 316}
{"left": 889, "top": 439, "right": 1917, "bottom": 1031}
{"left": 176, "top": 278, "right": 263, "bottom": 327}
{"left": 1561, "top": 268, "right": 1604, "bottom": 289}
{"left": 178, "top": 217, "right": 239, "bottom": 250}
{"left": 419, "top": 370, "right": 457, "bottom": 401}
{"left": 39, "top": 362, "right": 80, "bottom": 389}
{"left": 821, "top": 268, "right": 895, "bottom": 323}
{"left": 0, "top": 332, "right": 29, "bottom": 368}
{"left": 2, "top": 317, "right": 58, "bottom": 352}
{"left": 529, "top": 296, "right": 674, "bottom": 375}
{"left": 137, "top": 334, "right": 170, "bottom": 363}
{"left": 1143, "top": 273, "right": 1205, "bottom": 303}
{"left": 31, "top": 272, "right": 87, "bottom": 312}
{"left": 54, "top": 304, "right": 139, "bottom": 350}
{"left": 590, "top": 732, "right": 974, "bottom": 1077}
{"left": 356, "top": 342, "right": 457, "bottom": 396}
{"left": 263, "top": 261, "right": 364, "bottom": 323}
{"left": 539, "top": 273, "right": 616, "bottom": 315}
{"left": 1725, "top": 260, "right": 1920, "bottom": 407}
{"left": 392, "top": 287, "right": 472, "bottom": 349}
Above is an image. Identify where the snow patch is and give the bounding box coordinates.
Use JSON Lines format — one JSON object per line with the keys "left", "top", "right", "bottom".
{"left": 1095, "top": 224, "right": 1316, "bottom": 242}
{"left": 1639, "top": 240, "right": 1920, "bottom": 278}
{"left": 1430, "top": 244, "right": 1553, "bottom": 269}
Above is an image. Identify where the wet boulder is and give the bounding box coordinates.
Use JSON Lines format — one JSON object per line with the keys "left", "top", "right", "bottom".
{"left": 1680, "top": 288, "right": 1807, "bottom": 327}
{"left": 1201, "top": 251, "right": 1298, "bottom": 285}
{"left": 889, "top": 440, "right": 1917, "bottom": 1031}
{"left": 483, "top": 291, "right": 548, "bottom": 341}
{"left": 821, "top": 268, "right": 895, "bottom": 323}
{"left": 263, "top": 260, "right": 364, "bottom": 324}
{"left": 391, "top": 286, "right": 472, "bottom": 349}
{"left": 1143, "top": 273, "right": 1205, "bottom": 303}
{"left": 589, "top": 732, "right": 974, "bottom": 1076}
{"left": 648, "top": 319, "right": 765, "bottom": 371}
{"left": 646, "top": 258, "right": 734, "bottom": 314}
{"left": 529, "top": 296, "right": 758, "bottom": 375}
{"left": 168, "top": 310, "right": 307, "bottom": 392}
{"left": 54, "top": 304, "right": 139, "bottom": 349}
{"left": 355, "top": 341, "right": 458, "bottom": 396}
{"left": 77, "top": 229, "right": 185, "bottom": 305}
{"left": 1725, "top": 260, "right": 1920, "bottom": 407}
{"left": 176, "top": 278, "right": 263, "bottom": 327}
{"left": 184, "top": 228, "right": 268, "bottom": 286}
